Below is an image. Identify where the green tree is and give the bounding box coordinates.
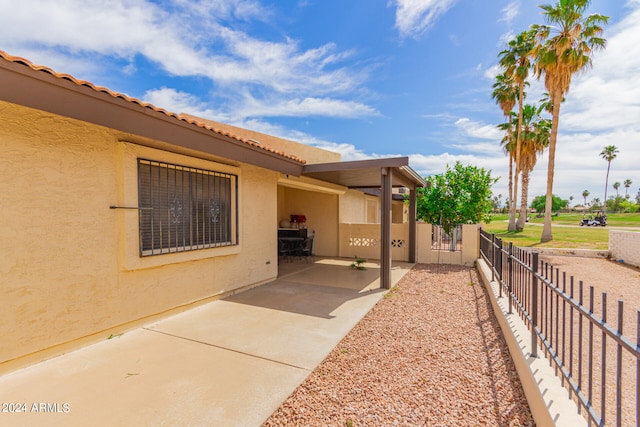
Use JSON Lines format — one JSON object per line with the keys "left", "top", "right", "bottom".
{"left": 582, "top": 189, "right": 590, "bottom": 206}
{"left": 416, "top": 162, "right": 498, "bottom": 235}
{"left": 620, "top": 199, "right": 639, "bottom": 213}
{"left": 531, "top": 194, "right": 567, "bottom": 213}
{"left": 607, "top": 195, "right": 625, "bottom": 213}
{"left": 600, "top": 145, "right": 619, "bottom": 209}
{"left": 533, "top": 0, "right": 608, "bottom": 242}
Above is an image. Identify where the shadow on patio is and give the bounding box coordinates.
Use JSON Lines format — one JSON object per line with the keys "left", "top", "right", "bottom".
{"left": 223, "top": 257, "right": 414, "bottom": 319}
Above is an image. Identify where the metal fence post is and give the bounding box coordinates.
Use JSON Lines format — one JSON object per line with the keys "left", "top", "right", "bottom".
{"left": 491, "top": 233, "right": 496, "bottom": 282}
{"left": 531, "top": 251, "right": 539, "bottom": 358}
{"left": 508, "top": 242, "right": 513, "bottom": 314}
{"left": 497, "top": 238, "right": 503, "bottom": 298}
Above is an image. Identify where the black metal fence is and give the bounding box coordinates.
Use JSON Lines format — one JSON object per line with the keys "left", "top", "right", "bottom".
{"left": 480, "top": 229, "right": 640, "bottom": 427}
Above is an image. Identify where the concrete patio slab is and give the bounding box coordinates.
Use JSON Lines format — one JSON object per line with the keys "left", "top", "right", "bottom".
{"left": 147, "top": 281, "right": 385, "bottom": 370}
{"left": 0, "top": 328, "right": 308, "bottom": 427}
{"left": 0, "top": 260, "right": 413, "bottom": 426}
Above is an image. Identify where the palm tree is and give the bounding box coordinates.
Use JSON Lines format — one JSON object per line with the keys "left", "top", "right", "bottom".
{"left": 492, "top": 72, "right": 519, "bottom": 230}
{"left": 624, "top": 179, "right": 632, "bottom": 198}
{"left": 613, "top": 181, "right": 620, "bottom": 197}
{"left": 532, "top": 0, "right": 608, "bottom": 242}
{"left": 514, "top": 104, "right": 551, "bottom": 230}
{"left": 498, "top": 30, "right": 536, "bottom": 231}
{"left": 582, "top": 189, "right": 590, "bottom": 206}
{"left": 600, "top": 145, "right": 619, "bottom": 211}
{"left": 497, "top": 117, "right": 516, "bottom": 224}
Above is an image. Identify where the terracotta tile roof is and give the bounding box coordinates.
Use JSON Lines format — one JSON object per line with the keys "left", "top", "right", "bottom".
{"left": 0, "top": 49, "right": 305, "bottom": 164}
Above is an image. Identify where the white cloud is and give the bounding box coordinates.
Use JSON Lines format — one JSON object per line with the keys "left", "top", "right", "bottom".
{"left": 498, "top": 1, "right": 519, "bottom": 27}
{"left": 239, "top": 96, "right": 380, "bottom": 119}
{"left": 454, "top": 118, "right": 503, "bottom": 140}
{"left": 172, "top": 0, "right": 270, "bottom": 22}
{"left": 0, "top": 0, "right": 367, "bottom": 101}
{"left": 143, "top": 88, "right": 221, "bottom": 119}
{"left": 143, "top": 87, "right": 379, "bottom": 122}
{"left": 559, "top": 4, "right": 640, "bottom": 133}
{"left": 391, "top": 0, "right": 458, "bottom": 39}
{"left": 483, "top": 64, "right": 502, "bottom": 80}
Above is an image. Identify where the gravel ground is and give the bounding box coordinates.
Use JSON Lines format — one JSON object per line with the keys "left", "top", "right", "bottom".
{"left": 263, "top": 264, "right": 534, "bottom": 427}
{"left": 538, "top": 256, "right": 640, "bottom": 330}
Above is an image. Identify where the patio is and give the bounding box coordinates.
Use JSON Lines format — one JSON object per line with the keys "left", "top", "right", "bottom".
{"left": 0, "top": 258, "right": 412, "bottom": 426}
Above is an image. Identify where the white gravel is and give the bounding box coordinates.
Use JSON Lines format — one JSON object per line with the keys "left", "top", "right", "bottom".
{"left": 263, "top": 264, "right": 534, "bottom": 426}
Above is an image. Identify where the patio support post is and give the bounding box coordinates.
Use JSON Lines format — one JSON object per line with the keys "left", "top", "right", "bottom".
{"left": 381, "top": 167, "right": 392, "bottom": 289}
{"left": 408, "top": 185, "right": 417, "bottom": 263}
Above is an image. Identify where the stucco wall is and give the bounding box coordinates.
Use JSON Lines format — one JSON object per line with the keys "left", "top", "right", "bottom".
{"left": 278, "top": 186, "right": 338, "bottom": 256}
{"left": 416, "top": 224, "right": 480, "bottom": 266}
{"left": 0, "top": 101, "right": 279, "bottom": 366}
{"left": 339, "top": 189, "right": 378, "bottom": 224}
{"left": 339, "top": 223, "right": 409, "bottom": 261}
{"left": 609, "top": 230, "right": 640, "bottom": 268}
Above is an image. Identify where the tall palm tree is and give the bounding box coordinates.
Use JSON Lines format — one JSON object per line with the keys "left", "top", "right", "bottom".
{"left": 532, "top": 0, "right": 608, "bottom": 242}
{"left": 510, "top": 104, "right": 551, "bottom": 230}
{"left": 497, "top": 116, "right": 516, "bottom": 223}
{"left": 624, "top": 179, "right": 632, "bottom": 198}
{"left": 582, "top": 189, "right": 589, "bottom": 206}
{"left": 600, "top": 145, "right": 619, "bottom": 211}
{"left": 492, "top": 72, "right": 519, "bottom": 230}
{"left": 498, "top": 30, "right": 536, "bottom": 231}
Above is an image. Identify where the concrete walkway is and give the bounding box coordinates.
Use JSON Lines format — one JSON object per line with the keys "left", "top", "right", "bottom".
{"left": 0, "top": 259, "right": 412, "bottom": 427}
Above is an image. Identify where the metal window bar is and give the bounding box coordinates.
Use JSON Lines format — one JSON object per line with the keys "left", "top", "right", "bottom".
{"left": 138, "top": 159, "right": 237, "bottom": 256}
{"left": 479, "top": 229, "right": 640, "bottom": 426}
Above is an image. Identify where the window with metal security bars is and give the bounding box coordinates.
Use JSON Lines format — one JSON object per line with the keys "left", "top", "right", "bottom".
{"left": 138, "top": 159, "right": 237, "bottom": 256}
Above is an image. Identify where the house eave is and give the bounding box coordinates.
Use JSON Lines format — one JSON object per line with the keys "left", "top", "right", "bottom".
{"left": 0, "top": 56, "right": 304, "bottom": 176}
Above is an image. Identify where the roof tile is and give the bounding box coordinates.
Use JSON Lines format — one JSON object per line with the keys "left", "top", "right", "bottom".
{"left": 0, "top": 49, "right": 305, "bottom": 164}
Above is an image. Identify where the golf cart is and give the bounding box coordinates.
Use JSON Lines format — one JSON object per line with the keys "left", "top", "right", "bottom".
{"left": 579, "top": 211, "right": 607, "bottom": 227}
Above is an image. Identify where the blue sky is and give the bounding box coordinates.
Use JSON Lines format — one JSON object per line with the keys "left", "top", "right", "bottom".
{"left": 1, "top": 0, "right": 638, "bottom": 205}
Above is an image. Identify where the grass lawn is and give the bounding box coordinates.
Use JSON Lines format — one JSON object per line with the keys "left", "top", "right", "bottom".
{"left": 482, "top": 213, "right": 620, "bottom": 250}
{"left": 523, "top": 212, "right": 640, "bottom": 227}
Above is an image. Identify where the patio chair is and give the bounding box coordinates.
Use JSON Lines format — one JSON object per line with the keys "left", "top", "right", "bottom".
{"left": 278, "top": 239, "right": 293, "bottom": 262}
{"left": 300, "top": 237, "right": 314, "bottom": 262}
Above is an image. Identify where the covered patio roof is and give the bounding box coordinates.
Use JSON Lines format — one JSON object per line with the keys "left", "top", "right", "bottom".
{"left": 303, "top": 157, "right": 426, "bottom": 289}
{"left": 302, "top": 157, "right": 426, "bottom": 189}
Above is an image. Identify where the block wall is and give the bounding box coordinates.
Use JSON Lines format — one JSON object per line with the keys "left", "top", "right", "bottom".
{"left": 609, "top": 230, "right": 640, "bottom": 268}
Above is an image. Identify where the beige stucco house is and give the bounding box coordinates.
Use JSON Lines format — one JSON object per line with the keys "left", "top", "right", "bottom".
{"left": 0, "top": 50, "right": 428, "bottom": 372}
